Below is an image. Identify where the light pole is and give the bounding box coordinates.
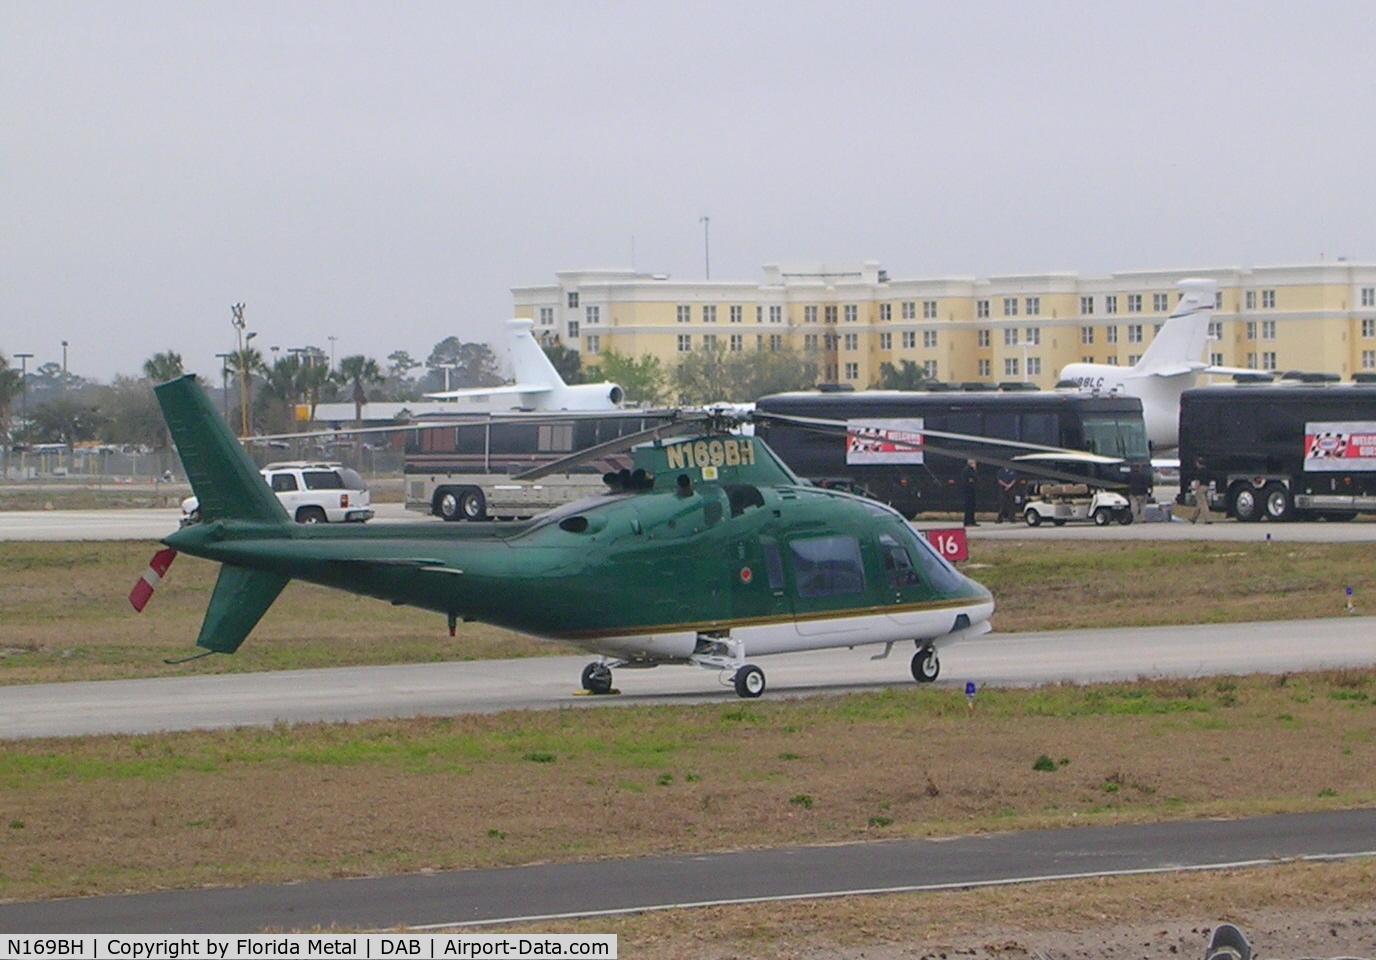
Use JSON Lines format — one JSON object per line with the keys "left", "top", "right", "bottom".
{"left": 699, "top": 215, "right": 710, "bottom": 279}
{"left": 214, "top": 352, "right": 232, "bottom": 421}
{"left": 61, "top": 340, "right": 69, "bottom": 394}
{"left": 328, "top": 335, "right": 338, "bottom": 370}
{"left": 13, "top": 352, "right": 31, "bottom": 441}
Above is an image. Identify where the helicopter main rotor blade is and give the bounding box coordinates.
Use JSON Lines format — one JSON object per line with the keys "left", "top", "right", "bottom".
{"left": 510, "top": 416, "right": 699, "bottom": 481}
{"left": 244, "top": 408, "right": 682, "bottom": 445}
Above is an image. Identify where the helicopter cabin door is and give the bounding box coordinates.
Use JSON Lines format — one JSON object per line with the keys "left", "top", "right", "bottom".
{"left": 782, "top": 533, "right": 872, "bottom": 639}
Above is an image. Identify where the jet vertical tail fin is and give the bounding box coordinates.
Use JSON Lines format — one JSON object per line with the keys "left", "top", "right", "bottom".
{"left": 504, "top": 318, "right": 564, "bottom": 389}
{"left": 1132, "top": 278, "right": 1217, "bottom": 375}
{"left": 154, "top": 374, "right": 289, "bottom": 524}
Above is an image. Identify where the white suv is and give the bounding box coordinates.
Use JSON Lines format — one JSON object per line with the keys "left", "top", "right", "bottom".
{"left": 181, "top": 461, "right": 374, "bottom": 525}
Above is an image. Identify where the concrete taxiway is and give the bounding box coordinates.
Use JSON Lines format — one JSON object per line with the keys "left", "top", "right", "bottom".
{"left": 5, "top": 616, "right": 1374, "bottom": 739}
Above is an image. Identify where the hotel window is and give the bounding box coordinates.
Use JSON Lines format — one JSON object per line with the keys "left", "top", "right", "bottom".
{"left": 1364, "top": 350, "right": 1376, "bottom": 370}
{"left": 844, "top": 333, "right": 859, "bottom": 350}
{"left": 1246, "top": 321, "right": 1257, "bottom": 339}
{"left": 844, "top": 362, "right": 859, "bottom": 380}
{"left": 730, "top": 305, "right": 742, "bottom": 323}
{"left": 1106, "top": 326, "right": 1118, "bottom": 344}
{"left": 1027, "top": 357, "right": 1041, "bottom": 376}
{"left": 770, "top": 305, "right": 783, "bottom": 323}
{"left": 1003, "top": 328, "right": 1019, "bottom": 346}
{"left": 677, "top": 334, "right": 691, "bottom": 352}
{"left": 567, "top": 291, "right": 579, "bottom": 308}
{"left": 729, "top": 334, "right": 743, "bottom": 352}
{"left": 1025, "top": 297, "right": 1040, "bottom": 316}
{"left": 1127, "top": 324, "right": 1143, "bottom": 344}
{"left": 1105, "top": 356, "right": 1118, "bottom": 366}
{"left": 1004, "top": 358, "right": 1020, "bottom": 377}
{"left": 1105, "top": 295, "right": 1118, "bottom": 314}
{"left": 585, "top": 335, "right": 599, "bottom": 354}
{"left": 1246, "top": 352, "right": 1257, "bottom": 369}
{"left": 1081, "top": 326, "right": 1094, "bottom": 345}
{"left": 567, "top": 320, "right": 580, "bottom": 339}
{"left": 1261, "top": 319, "right": 1276, "bottom": 340}
{"left": 1262, "top": 289, "right": 1275, "bottom": 308}
{"left": 1002, "top": 297, "right": 1018, "bottom": 316}
{"left": 923, "top": 330, "right": 938, "bottom": 348}
{"left": 1364, "top": 318, "right": 1376, "bottom": 337}
{"left": 1208, "top": 321, "right": 1223, "bottom": 339}
{"left": 803, "top": 334, "right": 817, "bottom": 350}
{"left": 1082, "top": 355, "right": 1094, "bottom": 363}
{"left": 922, "top": 360, "right": 937, "bottom": 377}
{"left": 1245, "top": 290, "right": 1256, "bottom": 310}
{"left": 977, "top": 330, "right": 991, "bottom": 347}
{"left": 977, "top": 359, "right": 991, "bottom": 377}
{"left": 1080, "top": 295, "right": 1095, "bottom": 314}
{"left": 879, "top": 303, "right": 890, "bottom": 321}
{"left": 768, "top": 334, "right": 782, "bottom": 351}
{"left": 902, "top": 301, "right": 916, "bottom": 320}
{"left": 824, "top": 305, "right": 838, "bottom": 323}
{"left": 702, "top": 304, "right": 716, "bottom": 323}
{"left": 1153, "top": 293, "right": 1170, "bottom": 311}
{"left": 677, "top": 305, "right": 691, "bottom": 323}
{"left": 923, "top": 300, "right": 938, "bottom": 319}
{"left": 539, "top": 306, "right": 554, "bottom": 326}
{"left": 1262, "top": 351, "right": 1277, "bottom": 370}
{"left": 1363, "top": 288, "right": 1376, "bottom": 308}
{"left": 804, "top": 305, "right": 817, "bottom": 323}
{"left": 702, "top": 334, "right": 718, "bottom": 351}
{"left": 902, "top": 331, "right": 917, "bottom": 349}
{"left": 1127, "top": 354, "right": 1141, "bottom": 365}
{"left": 1024, "top": 327, "right": 1040, "bottom": 346}
{"left": 1210, "top": 352, "right": 1223, "bottom": 366}
{"left": 585, "top": 304, "right": 600, "bottom": 325}
{"left": 1127, "top": 294, "right": 1142, "bottom": 313}
{"left": 879, "top": 332, "right": 892, "bottom": 350}
{"left": 756, "top": 306, "right": 764, "bottom": 323}
{"left": 843, "top": 304, "right": 856, "bottom": 323}
{"left": 977, "top": 299, "right": 990, "bottom": 318}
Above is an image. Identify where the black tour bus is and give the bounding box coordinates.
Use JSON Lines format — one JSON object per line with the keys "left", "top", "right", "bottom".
{"left": 1179, "top": 379, "right": 1376, "bottom": 521}
{"left": 754, "top": 388, "right": 1152, "bottom": 518}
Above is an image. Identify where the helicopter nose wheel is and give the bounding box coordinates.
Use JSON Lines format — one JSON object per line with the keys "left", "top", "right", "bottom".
{"left": 733, "top": 664, "right": 766, "bottom": 698}
{"left": 580, "top": 662, "right": 614, "bottom": 695}
{"left": 911, "top": 645, "right": 940, "bottom": 683}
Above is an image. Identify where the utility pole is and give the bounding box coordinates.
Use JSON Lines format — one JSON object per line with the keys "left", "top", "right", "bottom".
{"left": 13, "top": 352, "right": 31, "bottom": 442}
{"left": 231, "top": 303, "right": 256, "bottom": 436}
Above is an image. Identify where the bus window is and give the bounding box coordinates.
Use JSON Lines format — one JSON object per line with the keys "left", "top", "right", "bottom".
{"left": 1081, "top": 415, "right": 1149, "bottom": 460}
{"left": 1019, "top": 413, "right": 1058, "bottom": 447}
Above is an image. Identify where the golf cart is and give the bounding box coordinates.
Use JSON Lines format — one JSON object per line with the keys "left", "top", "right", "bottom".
{"left": 1023, "top": 480, "right": 1133, "bottom": 527}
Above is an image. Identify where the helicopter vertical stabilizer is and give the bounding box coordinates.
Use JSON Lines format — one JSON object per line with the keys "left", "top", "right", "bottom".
{"left": 151, "top": 375, "right": 292, "bottom": 653}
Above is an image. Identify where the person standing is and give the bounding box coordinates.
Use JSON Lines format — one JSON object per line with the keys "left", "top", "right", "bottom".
{"left": 1189, "top": 457, "right": 1213, "bottom": 524}
{"left": 996, "top": 465, "right": 1018, "bottom": 523}
{"left": 960, "top": 459, "right": 979, "bottom": 526}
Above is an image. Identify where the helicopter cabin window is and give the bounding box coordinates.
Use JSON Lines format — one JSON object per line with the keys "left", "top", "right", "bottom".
{"left": 789, "top": 536, "right": 866, "bottom": 598}
{"left": 878, "top": 533, "right": 920, "bottom": 588}
{"left": 725, "top": 484, "right": 765, "bottom": 517}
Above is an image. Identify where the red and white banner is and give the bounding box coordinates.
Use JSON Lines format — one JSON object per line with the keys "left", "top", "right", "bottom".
{"left": 846, "top": 418, "right": 925, "bottom": 465}
{"left": 1304, "top": 421, "right": 1376, "bottom": 472}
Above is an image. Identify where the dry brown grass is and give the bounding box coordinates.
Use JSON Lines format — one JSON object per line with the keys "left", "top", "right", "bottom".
{"left": 3, "top": 671, "right": 1374, "bottom": 903}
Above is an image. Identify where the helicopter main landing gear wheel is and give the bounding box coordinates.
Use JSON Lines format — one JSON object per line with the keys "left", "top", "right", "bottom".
{"left": 733, "top": 664, "right": 766, "bottom": 698}
{"left": 580, "top": 662, "right": 613, "bottom": 695}
{"left": 911, "top": 645, "right": 940, "bottom": 683}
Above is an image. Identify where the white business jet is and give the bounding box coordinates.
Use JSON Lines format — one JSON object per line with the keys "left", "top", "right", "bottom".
{"left": 424, "top": 319, "right": 624, "bottom": 411}
{"left": 1058, "top": 278, "right": 1248, "bottom": 451}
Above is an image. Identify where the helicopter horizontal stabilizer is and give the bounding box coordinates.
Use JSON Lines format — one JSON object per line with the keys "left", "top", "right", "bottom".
{"left": 195, "top": 564, "right": 290, "bottom": 654}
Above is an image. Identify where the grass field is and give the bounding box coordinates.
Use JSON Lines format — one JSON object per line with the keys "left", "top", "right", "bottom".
{"left": 3, "top": 538, "right": 1375, "bottom": 954}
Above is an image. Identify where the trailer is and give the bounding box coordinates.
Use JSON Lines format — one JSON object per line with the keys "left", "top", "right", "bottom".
{"left": 1178, "top": 380, "right": 1376, "bottom": 521}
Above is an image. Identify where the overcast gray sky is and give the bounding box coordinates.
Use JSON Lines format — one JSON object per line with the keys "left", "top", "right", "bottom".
{"left": 5, "top": 0, "right": 1375, "bottom": 382}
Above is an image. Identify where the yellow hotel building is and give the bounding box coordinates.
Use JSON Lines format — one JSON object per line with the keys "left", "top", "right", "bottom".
{"left": 513, "top": 261, "right": 1376, "bottom": 388}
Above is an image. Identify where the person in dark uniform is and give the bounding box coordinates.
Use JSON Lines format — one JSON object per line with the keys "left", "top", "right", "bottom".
{"left": 960, "top": 459, "right": 979, "bottom": 526}
{"left": 996, "top": 465, "right": 1019, "bottom": 523}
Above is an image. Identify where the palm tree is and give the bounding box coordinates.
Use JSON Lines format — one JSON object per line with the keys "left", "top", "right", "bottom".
{"left": 142, "top": 351, "right": 184, "bottom": 384}
{"left": 0, "top": 354, "right": 24, "bottom": 442}
{"left": 226, "top": 346, "right": 267, "bottom": 435}
{"left": 334, "top": 354, "right": 383, "bottom": 426}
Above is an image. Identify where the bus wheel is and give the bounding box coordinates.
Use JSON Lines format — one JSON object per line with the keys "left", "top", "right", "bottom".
{"left": 435, "top": 488, "right": 463, "bottom": 521}
{"left": 1263, "top": 483, "right": 1293, "bottom": 522}
{"left": 1231, "top": 483, "right": 1262, "bottom": 522}
{"left": 459, "top": 488, "right": 487, "bottom": 520}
